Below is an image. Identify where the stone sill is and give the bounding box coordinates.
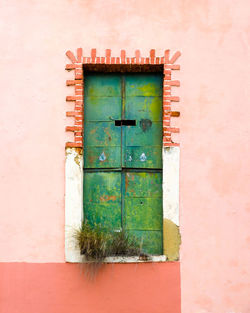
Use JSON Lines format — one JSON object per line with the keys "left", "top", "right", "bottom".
{"left": 66, "top": 253, "right": 167, "bottom": 263}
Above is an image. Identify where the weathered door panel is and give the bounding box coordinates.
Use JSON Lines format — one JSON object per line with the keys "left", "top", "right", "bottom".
{"left": 123, "top": 74, "right": 162, "bottom": 169}
{"left": 125, "top": 122, "right": 162, "bottom": 146}
{"left": 84, "top": 96, "right": 121, "bottom": 121}
{"left": 124, "top": 120, "right": 162, "bottom": 168}
{"left": 125, "top": 96, "right": 162, "bottom": 121}
{"left": 84, "top": 74, "right": 122, "bottom": 168}
{"left": 127, "top": 230, "right": 163, "bottom": 255}
{"left": 124, "top": 198, "right": 162, "bottom": 230}
{"left": 84, "top": 121, "right": 121, "bottom": 168}
{"left": 123, "top": 171, "right": 163, "bottom": 254}
{"left": 124, "top": 146, "right": 162, "bottom": 168}
{"left": 84, "top": 171, "right": 121, "bottom": 230}
{"left": 124, "top": 171, "right": 162, "bottom": 198}
{"left": 85, "top": 146, "right": 121, "bottom": 169}
{"left": 85, "top": 74, "right": 121, "bottom": 97}
{"left": 125, "top": 75, "right": 163, "bottom": 97}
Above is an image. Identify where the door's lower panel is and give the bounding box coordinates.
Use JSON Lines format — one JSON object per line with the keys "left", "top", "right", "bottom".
{"left": 83, "top": 171, "right": 122, "bottom": 230}
{"left": 127, "top": 230, "right": 163, "bottom": 255}
{"left": 83, "top": 170, "right": 163, "bottom": 255}
{"left": 123, "top": 171, "right": 163, "bottom": 255}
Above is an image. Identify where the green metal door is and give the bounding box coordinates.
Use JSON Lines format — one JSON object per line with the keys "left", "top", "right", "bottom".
{"left": 84, "top": 73, "right": 163, "bottom": 255}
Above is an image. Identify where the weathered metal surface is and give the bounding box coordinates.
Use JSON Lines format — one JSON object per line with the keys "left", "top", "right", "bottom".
{"left": 125, "top": 74, "right": 163, "bottom": 96}
{"left": 84, "top": 121, "right": 121, "bottom": 168}
{"left": 84, "top": 73, "right": 162, "bottom": 169}
{"left": 84, "top": 74, "right": 122, "bottom": 168}
{"left": 124, "top": 198, "right": 162, "bottom": 230}
{"left": 83, "top": 73, "right": 163, "bottom": 255}
{"left": 85, "top": 74, "right": 121, "bottom": 97}
{"left": 84, "top": 171, "right": 121, "bottom": 229}
{"left": 123, "top": 171, "right": 163, "bottom": 254}
{"left": 127, "top": 230, "right": 163, "bottom": 255}
{"left": 84, "top": 97, "right": 121, "bottom": 121}
{"left": 124, "top": 171, "right": 162, "bottom": 198}
{"left": 123, "top": 74, "right": 162, "bottom": 168}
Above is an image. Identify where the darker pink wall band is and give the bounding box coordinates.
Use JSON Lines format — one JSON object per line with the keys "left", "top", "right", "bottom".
{"left": 0, "top": 262, "right": 181, "bottom": 313}
{"left": 65, "top": 48, "right": 181, "bottom": 148}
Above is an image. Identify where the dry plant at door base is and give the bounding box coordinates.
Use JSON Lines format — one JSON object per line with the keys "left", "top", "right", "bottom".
{"left": 74, "top": 223, "right": 111, "bottom": 263}
{"left": 74, "top": 222, "right": 148, "bottom": 263}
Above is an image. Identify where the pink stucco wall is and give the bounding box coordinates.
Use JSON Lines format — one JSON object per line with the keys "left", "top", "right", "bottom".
{"left": 0, "top": 1, "right": 249, "bottom": 312}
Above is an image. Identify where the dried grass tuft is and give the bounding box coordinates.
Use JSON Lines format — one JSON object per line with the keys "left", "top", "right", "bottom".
{"left": 74, "top": 222, "right": 145, "bottom": 261}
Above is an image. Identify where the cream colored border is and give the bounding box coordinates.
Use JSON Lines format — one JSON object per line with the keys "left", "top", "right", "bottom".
{"left": 163, "top": 146, "right": 180, "bottom": 226}
{"left": 162, "top": 147, "right": 181, "bottom": 260}
{"left": 65, "top": 147, "right": 83, "bottom": 262}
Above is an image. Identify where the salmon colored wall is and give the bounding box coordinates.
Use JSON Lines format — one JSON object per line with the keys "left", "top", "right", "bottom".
{"left": 0, "top": 1, "right": 249, "bottom": 313}
{"left": 0, "top": 263, "right": 180, "bottom": 313}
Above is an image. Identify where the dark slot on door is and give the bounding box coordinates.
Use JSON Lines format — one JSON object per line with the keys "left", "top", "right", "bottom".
{"left": 115, "top": 120, "right": 136, "bottom": 126}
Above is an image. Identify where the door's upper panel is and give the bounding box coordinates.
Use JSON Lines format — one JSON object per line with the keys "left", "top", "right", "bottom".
{"left": 125, "top": 75, "right": 163, "bottom": 97}
{"left": 126, "top": 96, "right": 162, "bottom": 121}
{"left": 123, "top": 74, "right": 163, "bottom": 169}
{"left": 84, "top": 73, "right": 163, "bottom": 169}
{"left": 85, "top": 74, "right": 121, "bottom": 97}
{"left": 84, "top": 74, "right": 122, "bottom": 168}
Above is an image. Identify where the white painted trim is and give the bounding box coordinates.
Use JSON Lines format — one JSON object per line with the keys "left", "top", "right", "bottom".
{"left": 65, "top": 148, "right": 83, "bottom": 262}
{"left": 162, "top": 147, "right": 180, "bottom": 226}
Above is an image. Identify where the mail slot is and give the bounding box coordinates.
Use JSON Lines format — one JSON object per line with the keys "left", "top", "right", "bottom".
{"left": 115, "top": 120, "right": 136, "bottom": 126}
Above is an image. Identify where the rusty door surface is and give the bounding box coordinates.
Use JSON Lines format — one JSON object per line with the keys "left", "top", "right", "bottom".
{"left": 84, "top": 73, "right": 163, "bottom": 254}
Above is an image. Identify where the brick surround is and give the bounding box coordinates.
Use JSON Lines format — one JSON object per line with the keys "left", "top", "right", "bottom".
{"left": 65, "top": 48, "right": 181, "bottom": 148}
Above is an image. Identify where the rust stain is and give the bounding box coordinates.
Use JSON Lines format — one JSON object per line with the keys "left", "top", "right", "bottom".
{"left": 125, "top": 174, "right": 129, "bottom": 191}
{"left": 72, "top": 147, "right": 83, "bottom": 167}
{"left": 75, "top": 148, "right": 83, "bottom": 155}
{"left": 90, "top": 128, "right": 97, "bottom": 135}
{"left": 170, "top": 111, "right": 180, "bottom": 117}
{"left": 104, "top": 127, "right": 111, "bottom": 138}
{"left": 88, "top": 155, "right": 95, "bottom": 165}
{"left": 100, "top": 195, "right": 117, "bottom": 202}
{"left": 163, "top": 218, "right": 181, "bottom": 261}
